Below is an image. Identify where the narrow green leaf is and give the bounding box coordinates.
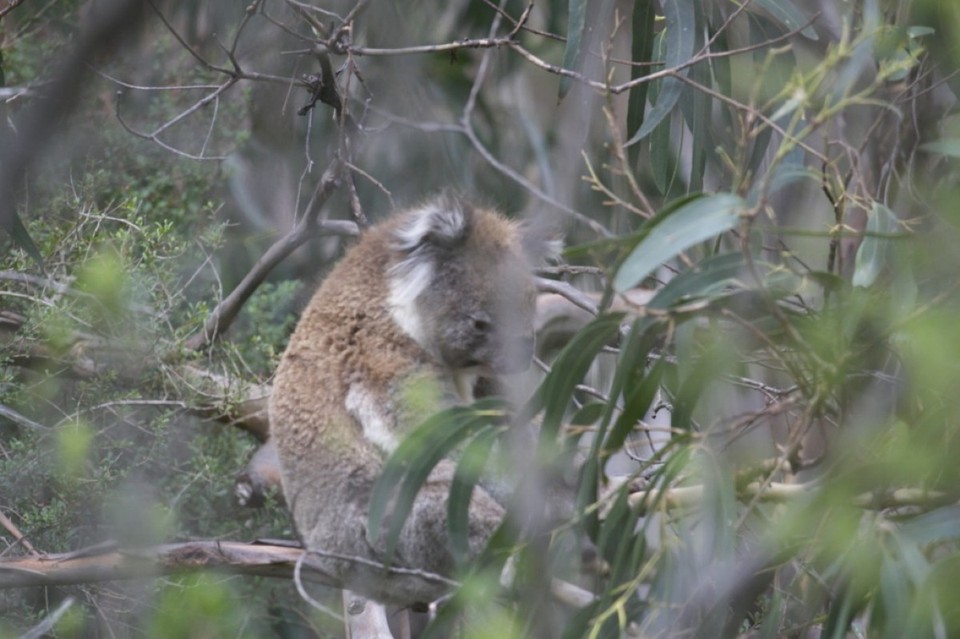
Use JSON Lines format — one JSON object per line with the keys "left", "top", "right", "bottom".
{"left": 920, "top": 138, "right": 960, "bottom": 158}
{"left": 575, "top": 454, "right": 601, "bottom": 538}
{"left": 613, "top": 193, "right": 746, "bottom": 292}
{"left": 649, "top": 110, "right": 674, "bottom": 195}
{"left": 822, "top": 586, "right": 857, "bottom": 639}
{"left": 558, "top": 0, "right": 588, "bottom": 100}
{"left": 753, "top": 0, "right": 819, "bottom": 40}
{"left": 4, "top": 211, "right": 44, "bottom": 267}
{"left": 531, "top": 312, "right": 625, "bottom": 440}
{"left": 671, "top": 338, "right": 732, "bottom": 431}
{"left": 605, "top": 491, "right": 645, "bottom": 588}
{"left": 369, "top": 400, "right": 503, "bottom": 563}
{"left": 647, "top": 252, "right": 744, "bottom": 310}
{"left": 570, "top": 401, "right": 605, "bottom": 426}
{"left": 625, "top": 0, "right": 695, "bottom": 146}
{"left": 853, "top": 202, "right": 900, "bottom": 288}
{"left": 448, "top": 425, "right": 500, "bottom": 562}
{"left": 592, "top": 317, "right": 657, "bottom": 444}
{"left": 758, "top": 592, "right": 786, "bottom": 639}
{"left": 626, "top": 0, "right": 657, "bottom": 167}
{"left": 747, "top": 164, "right": 817, "bottom": 207}
{"left": 683, "top": 2, "right": 708, "bottom": 193}
{"left": 898, "top": 506, "right": 960, "bottom": 545}
{"left": 604, "top": 360, "right": 664, "bottom": 456}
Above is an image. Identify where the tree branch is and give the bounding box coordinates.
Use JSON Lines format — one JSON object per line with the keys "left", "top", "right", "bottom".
{"left": 183, "top": 160, "right": 357, "bottom": 352}
{"left": 0, "top": 540, "right": 338, "bottom": 589}
{"left": 626, "top": 481, "right": 953, "bottom": 515}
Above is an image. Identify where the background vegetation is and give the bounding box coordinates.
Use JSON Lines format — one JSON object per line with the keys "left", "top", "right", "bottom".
{"left": 2, "top": 0, "right": 960, "bottom": 637}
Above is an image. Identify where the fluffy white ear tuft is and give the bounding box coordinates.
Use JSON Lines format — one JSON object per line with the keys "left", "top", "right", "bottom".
{"left": 387, "top": 196, "right": 473, "bottom": 346}
{"left": 391, "top": 196, "right": 472, "bottom": 252}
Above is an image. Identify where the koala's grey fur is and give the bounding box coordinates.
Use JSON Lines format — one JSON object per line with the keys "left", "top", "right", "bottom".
{"left": 269, "top": 195, "right": 541, "bottom": 606}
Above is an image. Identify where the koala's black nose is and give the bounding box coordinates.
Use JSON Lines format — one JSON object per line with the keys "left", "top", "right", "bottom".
{"left": 497, "top": 335, "right": 535, "bottom": 374}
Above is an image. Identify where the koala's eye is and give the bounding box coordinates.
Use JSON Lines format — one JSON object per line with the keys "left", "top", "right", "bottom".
{"left": 471, "top": 315, "right": 492, "bottom": 333}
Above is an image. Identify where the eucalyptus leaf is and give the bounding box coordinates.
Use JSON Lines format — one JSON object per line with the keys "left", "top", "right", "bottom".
{"left": 853, "top": 202, "right": 900, "bottom": 288}
{"left": 531, "top": 312, "right": 625, "bottom": 440}
{"left": 647, "top": 252, "right": 745, "bottom": 311}
{"left": 614, "top": 193, "right": 746, "bottom": 292}
{"left": 4, "top": 211, "right": 44, "bottom": 268}
{"left": 625, "top": 0, "right": 695, "bottom": 146}
{"left": 626, "top": 0, "right": 657, "bottom": 168}
{"left": 920, "top": 138, "right": 960, "bottom": 158}
{"left": 448, "top": 425, "right": 499, "bottom": 562}
{"left": 754, "top": 0, "right": 819, "bottom": 40}
{"left": 369, "top": 399, "right": 504, "bottom": 563}
{"left": 558, "top": 0, "right": 587, "bottom": 100}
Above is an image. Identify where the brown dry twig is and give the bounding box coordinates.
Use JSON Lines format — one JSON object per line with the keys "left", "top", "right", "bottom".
{"left": 0, "top": 0, "right": 26, "bottom": 21}
{"left": 183, "top": 159, "right": 357, "bottom": 352}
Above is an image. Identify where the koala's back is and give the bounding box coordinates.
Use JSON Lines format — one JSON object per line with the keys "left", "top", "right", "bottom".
{"left": 272, "top": 224, "right": 424, "bottom": 455}
{"left": 269, "top": 200, "right": 532, "bottom": 605}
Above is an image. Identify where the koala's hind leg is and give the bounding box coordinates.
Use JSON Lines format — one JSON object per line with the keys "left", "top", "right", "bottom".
{"left": 393, "top": 460, "right": 504, "bottom": 565}
{"left": 357, "top": 460, "right": 505, "bottom": 606}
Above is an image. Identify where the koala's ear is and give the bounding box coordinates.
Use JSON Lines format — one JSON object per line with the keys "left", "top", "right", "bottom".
{"left": 392, "top": 195, "right": 474, "bottom": 252}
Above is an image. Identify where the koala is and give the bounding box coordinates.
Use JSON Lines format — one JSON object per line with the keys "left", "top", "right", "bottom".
{"left": 269, "top": 195, "right": 543, "bottom": 606}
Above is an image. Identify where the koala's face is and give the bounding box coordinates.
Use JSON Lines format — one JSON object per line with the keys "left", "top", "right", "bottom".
{"left": 419, "top": 249, "right": 537, "bottom": 375}
{"left": 388, "top": 198, "right": 542, "bottom": 375}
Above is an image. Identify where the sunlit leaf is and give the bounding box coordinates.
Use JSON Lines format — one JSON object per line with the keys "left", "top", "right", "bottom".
{"left": 614, "top": 193, "right": 746, "bottom": 292}
{"left": 56, "top": 419, "right": 93, "bottom": 480}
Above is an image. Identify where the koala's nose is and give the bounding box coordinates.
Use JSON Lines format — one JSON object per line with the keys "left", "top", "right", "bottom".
{"left": 497, "top": 335, "right": 535, "bottom": 374}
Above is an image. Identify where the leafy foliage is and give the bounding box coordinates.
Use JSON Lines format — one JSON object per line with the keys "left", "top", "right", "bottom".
{"left": 3, "top": 0, "right": 960, "bottom": 637}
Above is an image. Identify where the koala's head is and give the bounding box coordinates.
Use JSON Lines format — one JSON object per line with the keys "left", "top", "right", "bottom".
{"left": 387, "top": 196, "right": 550, "bottom": 375}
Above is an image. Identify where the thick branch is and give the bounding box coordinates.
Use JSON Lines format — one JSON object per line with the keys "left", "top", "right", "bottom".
{"left": 0, "top": 539, "right": 597, "bottom": 615}
{"left": 0, "top": 540, "right": 338, "bottom": 589}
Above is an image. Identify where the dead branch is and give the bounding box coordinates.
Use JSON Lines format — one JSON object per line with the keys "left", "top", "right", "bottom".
{"left": 0, "top": 509, "right": 38, "bottom": 555}
{"left": 0, "top": 540, "right": 339, "bottom": 589}
{"left": 0, "top": 0, "right": 27, "bottom": 21}
{"left": 0, "top": 538, "right": 597, "bottom": 619}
